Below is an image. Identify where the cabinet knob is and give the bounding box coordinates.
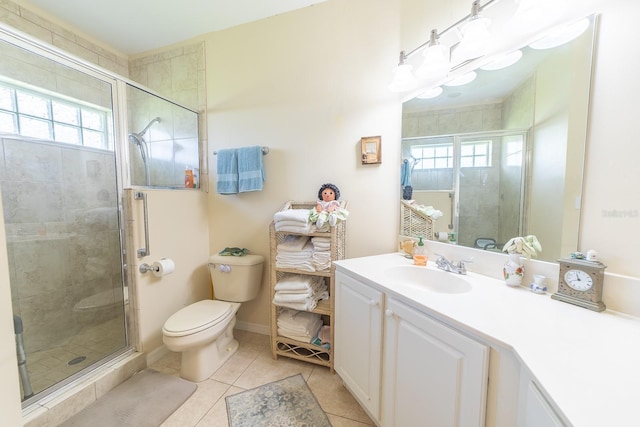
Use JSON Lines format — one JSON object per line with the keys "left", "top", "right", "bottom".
{"left": 369, "top": 300, "right": 379, "bottom": 307}
{"left": 385, "top": 309, "right": 394, "bottom": 318}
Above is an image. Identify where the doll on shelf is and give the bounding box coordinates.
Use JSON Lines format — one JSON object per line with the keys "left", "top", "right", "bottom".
{"left": 309, "top": 183, "right": 349, "bottom": 230}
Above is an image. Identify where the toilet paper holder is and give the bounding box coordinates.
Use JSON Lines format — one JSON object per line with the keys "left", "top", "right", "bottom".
{"left": 139, "top": 263, "right": 159, "bottom": 274}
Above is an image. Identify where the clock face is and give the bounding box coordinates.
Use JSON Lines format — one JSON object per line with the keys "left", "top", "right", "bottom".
{"left": 564, "top": 269, "right": 593, "bottom": 291}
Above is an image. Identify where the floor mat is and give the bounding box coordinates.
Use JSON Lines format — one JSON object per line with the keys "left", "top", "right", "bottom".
{"left": 60, "top": 369, "right": 196, "bottom": 427}
{"left": 226, "top": 373, "right": 331, "bottom": 427}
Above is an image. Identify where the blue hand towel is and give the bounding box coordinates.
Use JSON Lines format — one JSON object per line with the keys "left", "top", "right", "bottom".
{"left": 216, "top": 148, "right": 238, "bottom": 194}
{"left": 401, "top": 159, "right": 412, "bottom": 187}
{"left": 238, "top": 146, "right": 265, "bottom": 192}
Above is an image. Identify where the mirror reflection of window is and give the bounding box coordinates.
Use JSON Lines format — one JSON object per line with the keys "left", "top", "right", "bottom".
{"left": 401, "top": 14, "right": 598, "bottom": 261}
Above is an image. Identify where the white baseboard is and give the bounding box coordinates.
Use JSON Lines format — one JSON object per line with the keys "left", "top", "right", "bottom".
{"left": 235, "top": 320, "right": 270, "bottom": 336}
{"left": 146, "top": 344, "right": 170, "bottom": 366}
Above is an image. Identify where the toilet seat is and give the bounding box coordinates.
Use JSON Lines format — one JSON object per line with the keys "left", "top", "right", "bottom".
{"left": 163, "top": 300, "right": 233, "bottom": 337}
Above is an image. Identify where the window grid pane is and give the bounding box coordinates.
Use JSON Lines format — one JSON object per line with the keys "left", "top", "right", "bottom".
{"left": 413, "top": 143, "right": 454, "bottom": 170}
{"left": 0, "top": 111, "right": 17, "bottom": 134}
{"left": 461, "top": 140, "right": 492, "bottom": 168}
{"left": 52, "top": 101, "right": 80, "bottom": 125}
{"left": 1, "top": 82, "right": 109, "bottom": 149}
{"left": 19, "top": 116, "right": 52, "bottom": 139}
{"left": 16, "top": 92, "right": 51, "bottom": 119}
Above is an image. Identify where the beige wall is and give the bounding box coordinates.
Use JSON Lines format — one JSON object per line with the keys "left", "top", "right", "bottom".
{"left": 204, "top": 0, "right": 402, "bottom": 329}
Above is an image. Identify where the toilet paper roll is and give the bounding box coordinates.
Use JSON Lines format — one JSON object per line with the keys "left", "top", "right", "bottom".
{"left": 437, "top": 232, "right": 449, "bottom": 242}
{"left": 152, "top": 258, "right": 175, "bottom": 277}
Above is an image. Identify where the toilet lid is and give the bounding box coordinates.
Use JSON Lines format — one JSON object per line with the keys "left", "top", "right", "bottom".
{"left": 163, "top": 300, "right": 233, "bottom": 336}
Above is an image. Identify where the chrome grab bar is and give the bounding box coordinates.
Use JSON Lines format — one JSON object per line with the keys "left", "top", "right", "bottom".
{"left": 134, "top": 191, "right": 150, "bottom": 258}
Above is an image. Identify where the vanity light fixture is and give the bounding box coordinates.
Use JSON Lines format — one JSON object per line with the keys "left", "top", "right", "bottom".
{"left": 416, "top": 86, "right": 443, "bottom": 100}
{"left": 388, "top": 51, "right": 418, "bottom": 92}
{"left": 416, "top": 29, "right": 450, "bottom": 80}
{"left": 480, "top": 49, "right": 523, "bottom": 71}
{"left": 387, "top": 0, "right": 499, "bottom": 92}
{"left": 451, "top": 0, "right": 492, "bottom": 64}
{"left": 444, "top": 71, "right": 477, "bottom": 87}
{"left": 529, "top": 17, "right": 590, "bottom": 50}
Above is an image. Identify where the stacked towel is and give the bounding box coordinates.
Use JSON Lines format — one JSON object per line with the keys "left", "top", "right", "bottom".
{"left": 277, "top": 308, "right": 323, "bottom": 343}
{"left": 272, "top": 274, "right": 328, "bottom": 311}
{"left": 216, "top": 149, "right": 238, "bottom": 194}
{"left": 276, "top": 240, "right": 314, "bottom": 272}
{"left": 311, "top": 236, "right": 331, "bottom": 271}
{"left": 274, "top": 209, "right": 311, "bottom": 234}
{"left": 238, "top": 146, "right": 265, "bottom": 192}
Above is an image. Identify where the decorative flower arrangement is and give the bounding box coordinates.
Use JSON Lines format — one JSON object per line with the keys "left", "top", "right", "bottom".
{"left": 502, "top": 235, "right": 542, "bottom": 259}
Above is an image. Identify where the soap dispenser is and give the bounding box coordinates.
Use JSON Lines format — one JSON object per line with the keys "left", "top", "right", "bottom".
{"left": 413, "top": 237, "right": 427, "bottom": 266}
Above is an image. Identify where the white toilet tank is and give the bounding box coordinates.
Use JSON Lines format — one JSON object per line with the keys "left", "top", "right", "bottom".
{"left": 208, "top": 253, "right": 264, "bottom": 302}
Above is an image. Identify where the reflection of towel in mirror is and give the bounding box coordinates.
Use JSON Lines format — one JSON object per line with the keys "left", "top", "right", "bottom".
{"left": 401, "top": 159, "right": 412, "bottom": 187}
{"left": 216, "top": 149, "right": 238, "bottom": 194}
{"left": 238, "top": 146, "right": 265, "bottom": 192}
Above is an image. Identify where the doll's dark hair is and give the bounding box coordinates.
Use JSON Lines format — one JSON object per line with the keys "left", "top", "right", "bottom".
{"left": 318, "top": 183, "right": 340, "bottom": 201}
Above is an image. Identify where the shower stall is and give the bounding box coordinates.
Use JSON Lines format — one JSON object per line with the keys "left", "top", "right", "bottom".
{"left": 0, "top": 27, "right": 199, "bottom": 406}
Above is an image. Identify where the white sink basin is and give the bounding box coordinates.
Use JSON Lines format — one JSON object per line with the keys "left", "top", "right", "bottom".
{"left": 385, "top": 265, "right": 472, "bottom": 294}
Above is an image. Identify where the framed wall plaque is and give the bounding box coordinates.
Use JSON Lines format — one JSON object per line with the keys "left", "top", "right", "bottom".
{"left": 361, "top": 136, "right": 381, "bottom": 164}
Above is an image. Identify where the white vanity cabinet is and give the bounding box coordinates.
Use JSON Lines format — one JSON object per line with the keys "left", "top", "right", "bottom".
{"left": 382, "top": 297, "right": 489, "bottom": 427}
{"left": 334, "top": 271, "right": 384, "bottom": 419}
{"left": 335, "top": 270, "right": 489, "bottom": 427}
{"left": 517, "top": 368, "right": 568, "bottom": 427}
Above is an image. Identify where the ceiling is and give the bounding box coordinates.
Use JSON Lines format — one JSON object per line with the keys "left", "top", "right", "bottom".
{"left": 15, "top": 0, "right": 328, "bottom": 55}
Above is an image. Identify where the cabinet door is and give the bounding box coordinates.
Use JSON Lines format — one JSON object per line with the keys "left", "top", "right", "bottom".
{"left": 335, "top": 272, "right": 384, "bottom": 420}
{"left": 517, "top": 371, "right": 566, "bottom": 427}
{"left": 382, "top": 297, "right": 489, "bottom": 427}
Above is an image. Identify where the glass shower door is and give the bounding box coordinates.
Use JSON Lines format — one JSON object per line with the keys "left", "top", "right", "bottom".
{"left": 0, "top": 37, "right": 128, "bottom": 404}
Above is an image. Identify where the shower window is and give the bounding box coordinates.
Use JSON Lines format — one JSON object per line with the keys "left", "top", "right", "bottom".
{"left": 0, "top": 82, "right": 111, "bottom": 149}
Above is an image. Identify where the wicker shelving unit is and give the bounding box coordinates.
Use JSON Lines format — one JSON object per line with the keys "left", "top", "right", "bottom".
{"left": 400, "top": 200, "right": 434, "bottom": 240}
{"left": 269, "top": 200, "right": 347, "bottom": 371}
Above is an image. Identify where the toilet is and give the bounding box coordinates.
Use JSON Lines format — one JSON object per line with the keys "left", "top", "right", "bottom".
{"left": 162, "top": 253, "right": 264, "bottom": 382}
{"left": 73, "top": 287, "right": 128, "bottom": 326}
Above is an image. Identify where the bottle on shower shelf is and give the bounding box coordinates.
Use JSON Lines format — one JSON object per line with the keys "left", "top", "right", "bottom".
{"left": 184, "top": 166, "right": 194, "bottom": 188}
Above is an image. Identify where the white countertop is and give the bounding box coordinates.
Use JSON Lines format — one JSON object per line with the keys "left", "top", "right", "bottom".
{"left": 334, "top": 253, "right": 640, "bottom": 427}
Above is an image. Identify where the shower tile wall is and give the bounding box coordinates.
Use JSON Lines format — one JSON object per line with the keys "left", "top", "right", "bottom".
{"left": 2, "top": 137, "right": 125, "bottom": 393}
{"left": 129, "top": 43, "right": 208, "bottom": 189}
{"left": 0, "top": 0, "right": 129, "bottom": 76}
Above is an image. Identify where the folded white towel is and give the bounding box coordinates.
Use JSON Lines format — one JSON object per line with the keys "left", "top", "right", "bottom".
{"left": 275, "top": 261, "right": 316, "bottom": 272}
{"left": 275, "top": 220, "right": 311, "bottom": 228}
{"left": 277, "top": 235, "right": 310, "bottom": 252}
{"left": 274, "top": 224, "right": 312, "bottom": 234}
{"left": 311, "top": 237, "right": 331, "bottom": 244}
{"left": 275, "top": 275, "right": 324, "bottom": 291}
{"left": 273, "top": 299, "right": 318, "bottom": 311}
{"left": 274, "top": 209, "right": 310, "bottom": 223}
{"left": 277, "top": 309, "right": 322, "bottom": 335}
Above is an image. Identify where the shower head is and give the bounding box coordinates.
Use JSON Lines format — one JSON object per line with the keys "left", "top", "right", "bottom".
{"left": 138, "top": 117, "right": 161, "bottom": 138}
{"left": 128, "top": 133, "right": 143, "bottom": 146}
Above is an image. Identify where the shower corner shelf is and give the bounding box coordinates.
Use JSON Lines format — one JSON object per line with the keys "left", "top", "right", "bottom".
{"left": 269, "top": 200, "right": 347, "bottom": 372}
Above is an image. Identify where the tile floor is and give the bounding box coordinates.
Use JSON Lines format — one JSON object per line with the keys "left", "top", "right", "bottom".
{"left": 150, "top": 330, "right": 375, "bottom": 427}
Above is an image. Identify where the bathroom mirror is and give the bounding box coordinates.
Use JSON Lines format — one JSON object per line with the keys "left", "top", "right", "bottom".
{"left": 401, "top": 14, "right": 597, "bottom": 262}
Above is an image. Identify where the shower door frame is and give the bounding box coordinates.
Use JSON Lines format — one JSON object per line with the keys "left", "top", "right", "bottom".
{"left": 0, "top": 24, "right": 138, "bottom": 408}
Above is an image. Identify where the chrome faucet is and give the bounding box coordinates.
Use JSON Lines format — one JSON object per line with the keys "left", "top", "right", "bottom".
{"left": 435, "top": 254, "right": 470, "bottom": 275}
